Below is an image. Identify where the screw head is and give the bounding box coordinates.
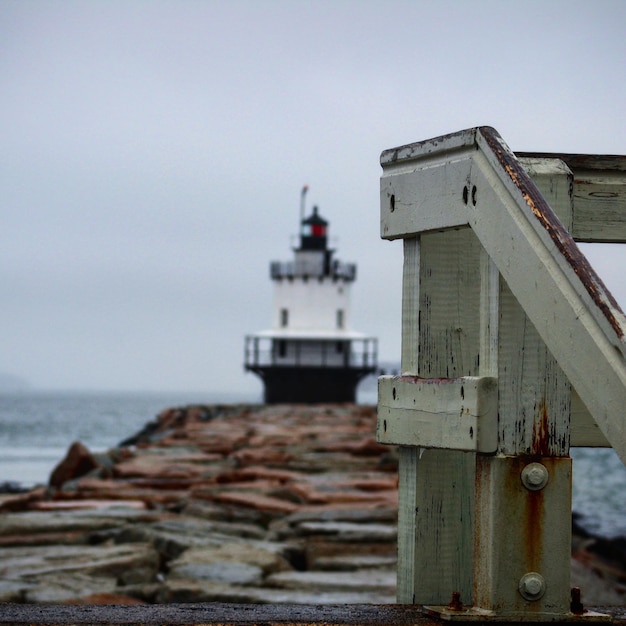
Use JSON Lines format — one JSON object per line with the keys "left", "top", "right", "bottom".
{"left": 519, "top": 572, "right": 546, "bottom": 601}
{"left": 521, "top": 462, "right": 549, "bottom": 491}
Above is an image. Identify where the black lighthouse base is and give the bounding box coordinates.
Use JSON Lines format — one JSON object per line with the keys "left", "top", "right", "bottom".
{"left": 247, "top": 366, "right": 374, "bottom": 404}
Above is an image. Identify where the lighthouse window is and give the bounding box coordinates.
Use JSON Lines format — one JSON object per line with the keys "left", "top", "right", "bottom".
{"left": 278, "top": 340, "right": 287, "bottom": 357}
{"left": 280, "top": 308, "right": 289, "bottom": 328}
{"left": 336, "top": 341, "right": 344, "bottom": 353}
{"left": 336, "top": 309, "right": 344, "bottom": 329}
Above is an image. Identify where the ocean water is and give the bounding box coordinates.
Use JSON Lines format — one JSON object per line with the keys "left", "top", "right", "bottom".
{"left": 570, "top": 447, "right": 626, "bottom": 539}
{"left": 0, "top": 390, "right": 624, "bottom": 539}
{"left": 0, "top": 390, "right": 261, "bottom": 488}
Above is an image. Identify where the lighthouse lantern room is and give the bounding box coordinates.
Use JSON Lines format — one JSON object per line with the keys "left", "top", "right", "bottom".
{"left": 245, "top": 189, "right": 378, "bottom": 403}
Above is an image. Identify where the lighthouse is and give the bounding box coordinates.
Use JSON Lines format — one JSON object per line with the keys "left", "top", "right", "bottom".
{"left": 244, "top": 189, "right": 378, "bottom": 403}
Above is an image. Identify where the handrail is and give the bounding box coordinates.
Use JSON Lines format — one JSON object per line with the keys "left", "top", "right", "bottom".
{"left": 377, "top": 126, "right": 626, "bottom": 619}
{"left": 380, "top": 126, "right": 626, "bottom": 465}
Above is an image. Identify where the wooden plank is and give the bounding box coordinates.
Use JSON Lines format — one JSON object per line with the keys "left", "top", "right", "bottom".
{"left": 410, "top": 228, "right": 479, "bottom": 605}
{"left": 418, "top": 229, "right": 482, "bottom": 378}
{"left": 380, "top": 129, "right": 482, "bottom": 240}
{"left": 401, "top": 238, "right": 420, "bottom": 375}
{"left": 479, "top": 249, "right": 499, "bottom": 378}
{"left": 496, "top": 160, "right": 572, "bottom": 456}
{"left": 386, "top": 228, "right": 478, "bottom": 604}
{"left": 518, "top": 157, "right": 573, "bottom": 232}
{"left": 396, "top": 236, "right": 420, "bottom": 604}
{"left": 498, "top": 281, "right": 571, "bottom": 456}
{"left": 377, "top": 375, "right": 497, "bottom": 452}
{"left": 380, "top": 160, "right": 471, "bottom": 239}
{"left": 572, "top": 169, "right": 626, "bottom": 242}
{"left": 519, "top": 156, "right": 610, "bottom": 447}
{"left": 471, "top": 130, "right": 626, "bottom": 464}
{"left": 381, "top": 127, "right": 478, "bottom": 168}
{"left": 518, "top": 152, "right": 626, "bottom": 243}
{"left": 412, "top": 448, "right": 474, "bottom": 606}
{"left": 396, "top": 446, "right": 419, "bottom": 604}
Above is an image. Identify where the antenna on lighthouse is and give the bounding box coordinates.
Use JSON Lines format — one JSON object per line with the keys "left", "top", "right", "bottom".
{"left": 300, "top": 184, "right": 309, "bottom": 226}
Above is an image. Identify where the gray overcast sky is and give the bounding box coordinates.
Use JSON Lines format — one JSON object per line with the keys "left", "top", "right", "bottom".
{"left": 2, "top": 0, "right": 625, "bottom": 395}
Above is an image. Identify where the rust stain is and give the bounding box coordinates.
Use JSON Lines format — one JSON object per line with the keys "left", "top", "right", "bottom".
{"left": 531, "top": 398, "right": 552, "bottom": 456}
{"left": 393, "top": 375, "right": 461, "bottom": 385}
{"left": 507, "top": 456, "right": 547, "bottom": 574}
{"left": 448, "top": 591, "right": 464, "bottom": 611}
{"left": 479, "top": 126, "right": 625, "bottom": 341}
{"left": 524, "top": 469, "right": 544, "bottom": 573}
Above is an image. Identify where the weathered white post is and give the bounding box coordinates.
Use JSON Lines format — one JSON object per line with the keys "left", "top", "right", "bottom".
{"left": 377, "top": 127, "right": 626, "bottom": 620}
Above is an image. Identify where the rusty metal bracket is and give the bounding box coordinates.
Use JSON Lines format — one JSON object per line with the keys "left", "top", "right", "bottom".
{"left": 422, "top": 604, "right": 612, "bottom": 622}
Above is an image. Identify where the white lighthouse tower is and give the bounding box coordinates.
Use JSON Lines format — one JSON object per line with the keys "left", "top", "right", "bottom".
{"left": 244, "top": 188, "right": 377, "bottom": 403}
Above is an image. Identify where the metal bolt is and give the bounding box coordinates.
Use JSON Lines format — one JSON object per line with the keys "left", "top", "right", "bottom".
{"left": 521, "top": 462, "right": 549, "bottom": 491}
{"left": 519, "top": 572, "right": 546, "bottom": 601}
{"left": 571, "top": 587, "right": 584, "bottom": 615}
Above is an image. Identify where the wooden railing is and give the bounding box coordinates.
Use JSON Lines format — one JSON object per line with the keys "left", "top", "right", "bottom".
{"left": 376, "top": 126, "right": 626, "bottom": 621}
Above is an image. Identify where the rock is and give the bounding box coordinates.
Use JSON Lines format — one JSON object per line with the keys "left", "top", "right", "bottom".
{"left": 0, "top": 487, "right": 48, "bottom": 513}
{"left": 312, "top": 554, "right": 397, "bottom": 571}
{"left": 155, "top": 579, "right": 262, "bottom": 603}
{"left": 67, "top": 592, "right": 147, "bottom": 605}
{"left": 265, "top": 569, "right": 397, "bottom": 594}
{"left": 49, "top": 441, "right": 100, "bottom": 488}
{"left": 0, "top": 541, "right": 161, "bottom": 604}
{"left": 170, "top": 561, "right": 264, "bottom": 586}
{"left": 113, "top": 516, "right": 271, "bottom": 561}
{"left": 167, "top": 542, "right": 293, "bottom": 586}
{"left": 205, "top": 490, "right": 300, "bottom": 515}
{"left": 117, "top": 582, "right": 165, "bottom": 603}
{"left": 0, "top": 579, "right": 30, "bottom": 602}
{"left": 247, "top": 588, "right": 397, "bottom": 605}
{"left": 29, "top": 498, "right": 148, "bottom": 512}
{"left": 0, "top": 481, "right": 29, "bottom": 494}
{"left": 180, "top": 502, "right": 267, "bottom": 537}
{"left": 24, "top": 574, "right": 118, "bottom": 604}
{"left": 294, "top": 521, "right": 397, "bottom": 542}
{"left": 0, "top": 542, "right": 159, "bottom": 584}
{"left": 156, "top": 579, "right": 395, "bottom": 604}
{"left": 571, "top": 558, "right": 626, "bottom": 605}
{"left": 0, "top": 506, "right": 163, "bottom": 546}
{"left": 586, "top": 536, "right": 626, "bottom": 572}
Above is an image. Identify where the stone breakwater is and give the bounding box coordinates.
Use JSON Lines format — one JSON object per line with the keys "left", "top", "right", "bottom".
{"left": 0, "top": 403, "right": 624, "bottom": 606}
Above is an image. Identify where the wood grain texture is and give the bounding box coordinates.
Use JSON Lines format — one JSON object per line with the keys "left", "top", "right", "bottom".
{"left": 377, "top": 375, "right": 497, "bottom": 452}
{"left": 380, "top": 127, "right": 626, "bottom": 615}
{"left": 517, "top": 151, "right": 626, "bottom": 243}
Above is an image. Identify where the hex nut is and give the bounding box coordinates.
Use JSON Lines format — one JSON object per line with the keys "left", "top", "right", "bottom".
{"left": 521, "top": 462, "right": 549, "bottom": 491}
{"left": 519, "top": 572, "right": 546, "bottom": 601}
